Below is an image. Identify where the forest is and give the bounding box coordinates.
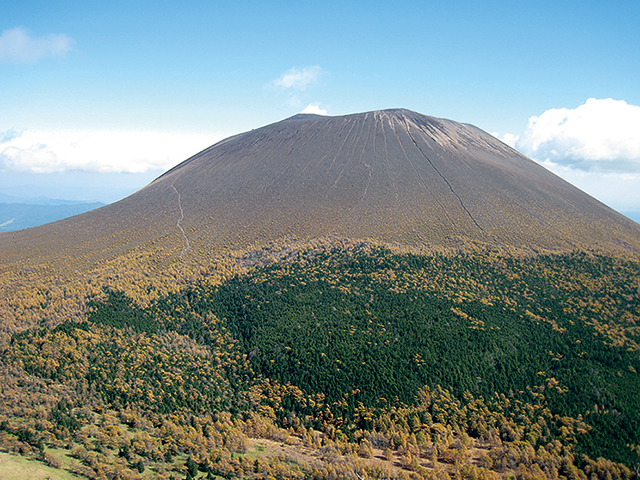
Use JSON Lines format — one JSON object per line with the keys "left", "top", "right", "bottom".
{"left": 1, "top": 242, "right": 640, "bottom": 479}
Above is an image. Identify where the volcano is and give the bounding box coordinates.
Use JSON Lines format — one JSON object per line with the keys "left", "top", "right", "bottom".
{"left": 2, "top": 110, "right": 640, "bottom": 475}
{"left": 1, "top": 109, "right": 639, "bottom": 271}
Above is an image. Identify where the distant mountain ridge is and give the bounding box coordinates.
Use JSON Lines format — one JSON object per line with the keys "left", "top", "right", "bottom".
{"left": 0, "top": 192, "right": 99, "bottom": 206}
{"left": 0, "top": 201, "right": 104, "bottom": 232}
{"left": 1, "top": 108, "right": 640, "bottom": 270}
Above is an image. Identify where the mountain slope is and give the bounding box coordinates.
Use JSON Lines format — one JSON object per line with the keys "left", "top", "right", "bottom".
{"left": 1, "top": 109, "right": 639, "bottom": 275}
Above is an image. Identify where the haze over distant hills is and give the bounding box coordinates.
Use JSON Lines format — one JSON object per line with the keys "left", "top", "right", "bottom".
{"left": 0, "top": 193, "right": 92, "bottom": 205}
{"left": 0, "top": 193, "right": 103, "bottom": 232}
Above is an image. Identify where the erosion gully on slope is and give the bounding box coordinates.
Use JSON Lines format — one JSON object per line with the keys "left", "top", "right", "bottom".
{"left": 173, "top": 184, "right": 191, "bottom": 258}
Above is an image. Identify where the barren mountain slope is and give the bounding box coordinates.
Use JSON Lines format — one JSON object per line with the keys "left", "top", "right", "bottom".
{"left": 2, "top": 108, "right": 639, "bottom": 275}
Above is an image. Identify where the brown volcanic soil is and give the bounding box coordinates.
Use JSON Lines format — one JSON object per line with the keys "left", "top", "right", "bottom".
{"left": 2, "top": 108, "right": 640, "bottom": 273}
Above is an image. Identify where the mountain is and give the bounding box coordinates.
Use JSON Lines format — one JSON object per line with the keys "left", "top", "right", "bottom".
{"left": 1, "top": 109, "right": 640, "bottom": 479}
{"left": 2, "top": 109, "right": 639, "bottom": 273}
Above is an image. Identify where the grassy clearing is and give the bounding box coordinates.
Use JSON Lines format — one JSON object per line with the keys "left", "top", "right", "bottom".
{"left": 0, "top": 452, "right": 78, "bottom": 480}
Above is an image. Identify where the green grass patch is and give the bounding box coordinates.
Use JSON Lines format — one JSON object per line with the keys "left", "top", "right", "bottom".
{"left": 0, "top": 452, "right": 77, "bottom": 480}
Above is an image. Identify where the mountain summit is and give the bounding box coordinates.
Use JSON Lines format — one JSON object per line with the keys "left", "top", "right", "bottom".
{"left": 2, "top": 109, "right": 639, "bottom": 269}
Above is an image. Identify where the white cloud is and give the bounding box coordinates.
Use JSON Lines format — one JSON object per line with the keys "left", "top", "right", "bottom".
{"left": 0, "top": 130, "right": 220, "bottom": 174}
{"left": 273, "top": 66, "right": 322, "bottom": 90}
{"left": 500, "top": 133, "right": 519, "bottom": 149}
{"left": 301, "top": 104, "right": 328, "bottom": 115}
{"left": 0, "top": 27, "right": 74, "bottom": 64}
{"left": 514, "top": 98, "right": 640, "bottom": 173}
{"left": 492, "top": 132, "right": 519, "bottom": 148}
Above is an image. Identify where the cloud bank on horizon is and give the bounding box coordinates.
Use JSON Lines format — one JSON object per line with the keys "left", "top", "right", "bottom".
{"left": 0, "top": 130, "right": 219, "bottom": 174}
{"left": 0, "top": 27, "right": 74, "bottom": 64}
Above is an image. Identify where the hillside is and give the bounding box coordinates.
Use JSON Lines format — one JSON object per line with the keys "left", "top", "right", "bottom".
{"left": 0, "top": 109, "right": 639, "bottom": 479}
{"left": 3, "top": 242, "right": 640, "bottom": 479}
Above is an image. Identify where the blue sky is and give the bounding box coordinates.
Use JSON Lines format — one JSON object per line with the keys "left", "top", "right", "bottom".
{"left": 1, "top": 1, "right": 640, "bottom": 214}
